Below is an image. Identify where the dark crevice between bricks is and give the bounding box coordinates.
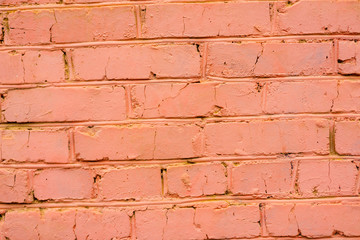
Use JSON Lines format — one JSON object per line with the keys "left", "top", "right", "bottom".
{"left": 329, "top": 122, "right": 337, "bottom": 156}
{"left": 160, "top": 168, "right": 167, "bottom": 196}
{"left": 61, "top": 50, "right": 70, "bottom": 81}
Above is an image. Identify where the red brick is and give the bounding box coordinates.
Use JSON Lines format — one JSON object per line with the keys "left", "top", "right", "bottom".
{"left": 204, "top": 119, "right": 329, "bottom": 156}
{"left": 207, "top": 42, "right": 334, "bottom": 77}
{"left": 0, "top": 51, "right": 23, "bottom": 84}
{"left": 333, "top": 81, "right": 360, "bottom": 112}
{"left": 70, "top": 44, "right": 201, "bottom": 80}
{"left": 194, "top": 205, "right": 261, "bottom": 239}
{"left": 33, "top": 169, "right": 94, "bottom": 200}
{"left": 2, "top": 86, "right": 126, "bottom": 122}
{"left": 0, "top": 169, "right": 31, "bottom": 203}
{"left": 141, "top": 2, "right": 270, "bottom": 38}
{"left": 338, "top": 41, "right": 360, "bottom": 75}
{"left": 38, "top": 209, "right": 76, "bottom": 240}
{"left": 335, "top": 121, "right": 360, "bottom": 155}
{"left": 75, "top": 208, "right": 131, "bottom": 240}
{"left": 135, "top": 209, "right": 167, "bottom": 240}
{"left": 214, "top": 82, "right": 263, "bottom": 116}
{"left": 264, "top": 81, "right": 338, "bottom": 114}
{"left": 231, "top": 161, "right": 292, "bottom": 196}
{"left": 52, "top": 6, "right": 136, "bottom": 43}
{"left": 99, "top": 167, "right": 161, "bottom": 200}
{"left": 298, "top": 160, "right": 358, "bottom": 197}
{"left": 130, "top": 83, "right": 216, "bottom": 118}
{"left": 2, "top": 210, "right": 41, "bottom": 240}
{"left": 2, "top": 129, "right": 69, "bottom": 163}
{"left": 265, "top": 203, "right": 360, "bottom": 237}
{"left": 0, "top": 0, "right": 58, "bottom": 5}
{"left": 166, "top": 163, "right": 227, "bottom": 197}
{"left": 75, "top": 124, "right": 202, "bottom": 160}
{"left": 276, "top": 1, "right": 360, "bottom": 35}
{"left": 6, "top": 10, "right": 55, "bottom": 45}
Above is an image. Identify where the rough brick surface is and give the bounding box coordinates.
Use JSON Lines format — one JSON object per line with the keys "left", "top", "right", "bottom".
{"left": 1, "top": 0, "right": 360, "bottom": 238}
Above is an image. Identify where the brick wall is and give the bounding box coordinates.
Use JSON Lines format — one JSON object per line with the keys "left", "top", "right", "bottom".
{"left": 1, "top": 0, "right": 360, "bottom": 239}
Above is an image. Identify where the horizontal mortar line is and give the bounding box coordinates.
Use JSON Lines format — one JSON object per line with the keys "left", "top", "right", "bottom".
{"left": 0, "top": 75, "right": 359, "bottom": 89}
{"left": 1, "top": 196, "right": 360, "bottom": 209}
{"left": 1, "top": 113, "right": 360, "bottom": 128}
{"left": 0, "top": 155, "right": 358, "bottom": 169}
{"left": 0, "top": 0, "right": 336, "bottom": 11}
{"left": 1, "top": 34, "right": 360, "bottom": 51}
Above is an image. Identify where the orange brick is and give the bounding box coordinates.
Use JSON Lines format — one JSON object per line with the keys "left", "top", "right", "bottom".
{"left": 335, "top": 121, "right": 360, "bottom": 155}
{"left": 204, "top": 120, "right": 329, "bottom": 156}
{"left": 0, "top": 169, "right": 31, "bottom": 203}
{"left": 141, "top": 2, "right": 271, "bottom": 38}
{"left": 166, "top": 163, "right": 227, "bottom": 197}
{"left": 99, "top": 167, "right": 162, "bottom": 200}
{"left": 2, "top": 129, "right": 69, "bottom": 163}
{"left": 33, "top": 169, "right": 94, "bottom": 200}
{"left": 333, "top": 81, "right": 360, "bottom": 112}
{"left": 338, "top": 41, "right": 360, "bottom": 75}
{"left": 2, "top": 86, "right": 126, "bottom": 122}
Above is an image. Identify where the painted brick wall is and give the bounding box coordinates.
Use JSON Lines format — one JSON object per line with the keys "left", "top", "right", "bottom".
{"left": 0, "top": 0, "right": 360, "bottom": 239}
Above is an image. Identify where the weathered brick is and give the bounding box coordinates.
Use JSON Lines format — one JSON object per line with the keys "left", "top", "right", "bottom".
{"left": 6, "top": 10, "right": 55, "bottom": 45}
{"left": 207, "top": 42, "right": 334, "bottom": 77}
{"left": 166, "top": 163, "right": 227, "bottom": 197}
{"left": 204, "top": 119, "right": 329, "bottom": 156}
{"left": 99, "top": 167, "right": 162, "bottom": 200}
{"left": 70, "top": 44, "right": 201, "bottom": 80}
{"left": 130, "top": 83, "right": 216, "bottom": 118}
{"left": 0, "top": 51, "right": 23, "bottom": 84}
{"left": 52, "top": 6, "right": 136, "bottom": 43}
{"left": 75, "top": 208, "right": 131, "bottom": 240}
{"left": 231, "top": 161, "right": 292, "bottom": 196}
{"left": 264, "top": 81, "right": 338, "bottom": 114}
{"left": 194, "top": 205, "right": 261, "bottom": 239}
{"left": 297, "top": 160, "right": 358, "bottom": 197}
{"left": 2, "top": 210, "right": 41, "bottom": 240}
{"left": 332, "top": 81, "right": 360, "bottom": 112}
{"left": 75, "top": 124, "right": 202, "bottom": 160}
{"left": 135, "top": 209, "right": 167, "bottom": 240}
{"left": 335, "top": 121, "right": 360, "bottom": 155}
{"left": 338, "top": 41, "right": 360, "bottom": 75}
{"left": 0, "top": 0, "right": 58, "bottom": 5}
{"left": 2, "top": 129, "right": 69, "bottom": 163}
{"left": 33, "top": 169, "right": 94, "bottom": 200}
{"left": 2, "top": 86, "right": 126, "bottom": 122}
{"left": 265, "top": 203, "right": 360, "bottom": 237}
{"left": 141, "top": 2, "right": 271, "bottom": 38}
{"left": 0, "top": 169, "right": 31, "bottom": 203}
{"left": 276, "top": 1, "right": 360, "bottom": 35}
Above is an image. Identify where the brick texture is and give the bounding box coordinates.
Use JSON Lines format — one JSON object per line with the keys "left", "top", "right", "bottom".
{"left": 0, "top": 0, "right": 360, "bottom": 239}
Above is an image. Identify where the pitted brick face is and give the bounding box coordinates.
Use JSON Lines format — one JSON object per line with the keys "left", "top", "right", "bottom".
{"left": 0, "top": 0, "right": 360, "bottom": 239}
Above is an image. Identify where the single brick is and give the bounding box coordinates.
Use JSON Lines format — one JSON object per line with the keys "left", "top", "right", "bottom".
{"left": 332, "top": 81, "right": 360, "bottom": 112}
{"left": 141, "top": 2, "right": 270, "bottom": 38}
{"left": 335, "top": 121, "right": 360, "bottom": 155}
{"left": 2, "top": 210, "right": 41, "bottom": 240}
{"left": 264, "top": 81, "right": 338, "bottom": 114}
{"left": 130, "top": 83, "right": 216, "bottom": 118}
{"left": 2, "top": 86, "right": 126, "bottom": 122}
{"left": 99, "top": 167, "right": 162, "bottom": 200}
{"left": 164, "top": 208, "right": 206, "bottom": 240}
{"left": 2, "top": 129, "right": 69, "bottom": 163}
{"left": 6, "top": 10, "right": 55, "bottom": 45}
{"left": 214, "top": 82, "right": 263, "bottom": 116}
{"left": 166, "top": 163, "right": 227, "bottom": 197}
{"left": 231, "top": 161, "right": 292, "bottom": 196}
{"left": 38, "top": 209, "right": 76, "bottom": 240}
{"left": 276, "top": 1, "right": 360, "bottom": 35}
{"left": 0, "top": 169, "right": 31, "bottom": 203}
{"left": 70, "top": 44, "right": 201, "bottom": 80}
{"left": 52, "top": 6, "right": 136, "bottom": 43}
{"left": 135, "top": 209, "right": 167, "bottom": 240}
{"left": 297, "top": 160, "right": 358, "bottom": 197}
{"left": 0, "top": 51, "right": 24, "bottom": 84}
{"left": 204, "top": 119, "right": 329, "bottom": 156}
{"left": 207, "top": 42, "right": 333, "bottom": 77}
{"left": 0, "top": 0, "right": 58, "bottom": 5}
{"left": 23, "top": 50, "right": 65, "bottom": 83}
{"left": 265, "top": 203, "right": 360, "bottom": 237}
{"left": 338, "top": 41, "right": 360, "bottom": 75}
{"left": 194, "top": 205, "right": 261, "bottom": 239}
{"left": 33, "top": 169, "right": 94, "bottom": 200}
{"left": 75, "top": 208, "right": 131, "bottom": 240}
